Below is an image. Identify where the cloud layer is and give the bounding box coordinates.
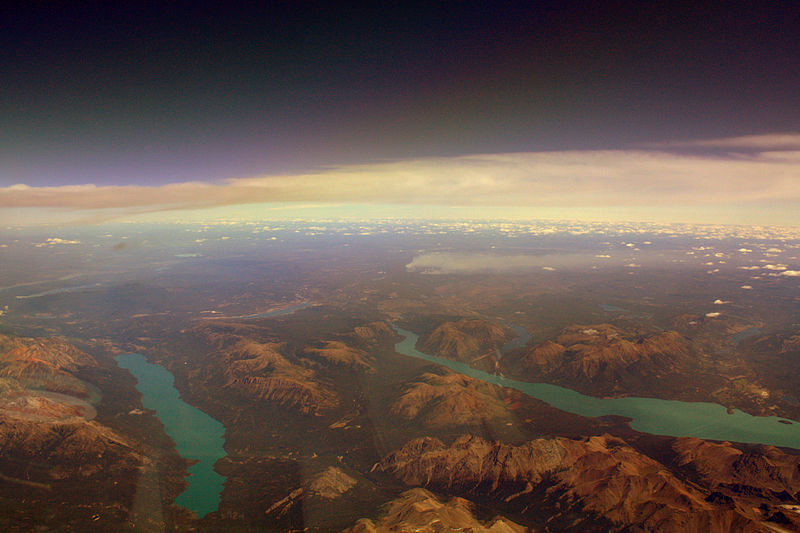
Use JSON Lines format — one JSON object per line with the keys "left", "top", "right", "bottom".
{"left": 3, "top": 134, "right": 799, "bottom": 218}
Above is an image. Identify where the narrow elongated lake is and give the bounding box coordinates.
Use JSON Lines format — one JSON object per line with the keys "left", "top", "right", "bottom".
{"left": 393, "top": 325, "right": 800, "bottom": 450}
{"left": 116, "top": 353, "right": 226, "bottom": 518}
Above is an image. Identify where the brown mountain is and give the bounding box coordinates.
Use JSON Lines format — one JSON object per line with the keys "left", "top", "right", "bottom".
{"left": 671, "top": 313, "right": 755, "bottom": 337}
{"left": 0, "top": 334, "right": 98, "bottom": 399}
{"left": 392, "top": 371, "right": 511, "bottom": 427}
{"left": 343, "top": 488, "right": 527, "bottom": 533}
{"left": 523, "top": 324, "right": 688, "bottom": 388}
{"left": 196, "top": 331, "right": 339, "bottom": 415}
{"left": 0, "top": 334, "right": 96, "bottom": 372}
{"left": 0, "top": 334, "right": 142, "bottom": 484}
{"left": 301, "top": 340, "right": 371, "bottom": 370}
{"left": 376, "top": 434, "right": 766, "bottom": 532}
{"left": 267, "top": 466, "right": 359, "bottom": 517}
{"left": 675, "top": 437, "right": 800, "bottom": 500}
{"left": 351, "top": 321, "right": 395, "bottom": 344}
{"left": 420, "top": 319, "right": 512, "bottom": 362}
{"left": 0, "top": 416, "right": 144, "bottom": 482}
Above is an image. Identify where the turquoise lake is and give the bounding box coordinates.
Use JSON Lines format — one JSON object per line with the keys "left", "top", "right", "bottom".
{"left": 116, "top": 353, "right": 226, "bottom": 518}
{"left": 393, "top": 325, "right": 800, "bottom": 450}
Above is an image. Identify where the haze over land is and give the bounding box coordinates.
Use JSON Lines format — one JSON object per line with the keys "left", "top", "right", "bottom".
{"left": 2, "top": 219, "right": 800, "bottom": 530}
{"left": 3, "top": 2, "right": 800, "bottom": 531}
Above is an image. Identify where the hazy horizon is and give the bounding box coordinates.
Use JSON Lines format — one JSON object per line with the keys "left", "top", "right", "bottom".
{"left": 2, "top": 3, "right": 799, "bottom": 227}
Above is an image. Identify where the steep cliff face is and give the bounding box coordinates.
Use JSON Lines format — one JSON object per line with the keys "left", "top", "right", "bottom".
{"left": 523, "top": 324, "right": 688, "bottom": 384}
{"left": 342, "top": 488, "right": 527, "bottom": 533}
{"left": 392, "top": 371, "right": 510, "bottom": 427}
{"left": 420, "top": 319, "right": 512, "bottom": 362}
{"left": 376, "top": 434, "right": 767, "bottom": 532}
{"left": 675, "top": 437, "right": 800, "bottom": 499}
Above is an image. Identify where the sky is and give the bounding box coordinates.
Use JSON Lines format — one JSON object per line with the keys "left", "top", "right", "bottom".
{"left": 1, "top": 1, "right": 799, "bottom": 226}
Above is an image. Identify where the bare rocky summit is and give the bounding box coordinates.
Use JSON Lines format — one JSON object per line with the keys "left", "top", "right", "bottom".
{"left": 523, "top": 324, "right": 688, "bottom": 385}
{"left": 392, "top": 371, "right": 510, "bottom": 427}
{"left": 194, "top": 330, "right": 340, "bottom": 414}
{"left": 376, "top": 434, "right": 768, "bottom": 532}
{"left": 420, "top": 319, "right": 513, "bottom": 362}
{"left": 342, "top": 488, "right": 527, "bottom": 533}
{"left": 267, "top": 466, "right": 359, "bottom": 517}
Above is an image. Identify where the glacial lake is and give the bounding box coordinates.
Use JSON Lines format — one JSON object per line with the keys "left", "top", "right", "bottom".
{"left": 113, "top": 302, "right": 314, "bottom": 517}
{"left": 393, "top": 326, "right": 800, "bottom": 450}
{"left": 116, "top": 353, "right": 226, "bottom": 518}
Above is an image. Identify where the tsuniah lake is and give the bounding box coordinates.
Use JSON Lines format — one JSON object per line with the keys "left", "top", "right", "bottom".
{"left": 393, "top": 325, "right": 800, "bottom": 450}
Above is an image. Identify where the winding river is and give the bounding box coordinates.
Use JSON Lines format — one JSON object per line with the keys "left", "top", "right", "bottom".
{"left": 393, "top": 325, "right": 800, "bottom": 450}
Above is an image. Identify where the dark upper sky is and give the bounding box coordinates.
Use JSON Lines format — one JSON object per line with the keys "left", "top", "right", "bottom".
{"left": 2, "top": 0, "right": 798, "bottom": 187}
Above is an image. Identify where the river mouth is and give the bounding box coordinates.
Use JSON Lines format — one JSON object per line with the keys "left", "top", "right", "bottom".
{"left": 393, "top": 325, "right": 800, "bottom": 450}
{"left": 116, "top": 353, "right": 226, "bottom": 518}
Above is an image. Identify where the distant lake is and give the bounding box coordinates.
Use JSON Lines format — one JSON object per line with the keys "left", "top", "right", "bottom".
{"left": 599, "top": 303, "right": 628, "bottom": 313}
{"left": 116, "top": 353, "right": 226, "bottom": 518}
{"left": 731, "top": 326, "right": 762, "bottom": 344}
{"left": 393, "top": 326, "right": 800, "bottom": 450}
{"left": 15, "top": 283, "right": 100, "bottom": 299}
{"left": 225, "top": 301, "right": 312, "bottom": 320}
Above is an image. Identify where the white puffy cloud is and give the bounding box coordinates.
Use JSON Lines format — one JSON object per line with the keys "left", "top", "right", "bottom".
{"left": 33, "top": 238, "right": 81, "bottom": 247}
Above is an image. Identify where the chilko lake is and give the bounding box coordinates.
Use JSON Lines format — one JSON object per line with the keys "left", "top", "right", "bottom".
{"left": 116, "top": 353, "right": 226, "bottom": 518}
{"left": 113, "top": 302, "right": 313, "bottom": 517}
{"left": 393, "top": 325, "right": 800, "bottom": 450}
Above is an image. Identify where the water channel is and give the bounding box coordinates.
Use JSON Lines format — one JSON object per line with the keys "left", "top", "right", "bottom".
{"left": 393, "top": 325, "right": 800, "bottom": 450}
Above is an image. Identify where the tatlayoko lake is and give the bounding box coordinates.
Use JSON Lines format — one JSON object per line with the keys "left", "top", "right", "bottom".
{"left": 393, "top": 325, "right": 800, "bottom": 450}
{"left": 116, "top": 353, "right": 226, "bottom": 518}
